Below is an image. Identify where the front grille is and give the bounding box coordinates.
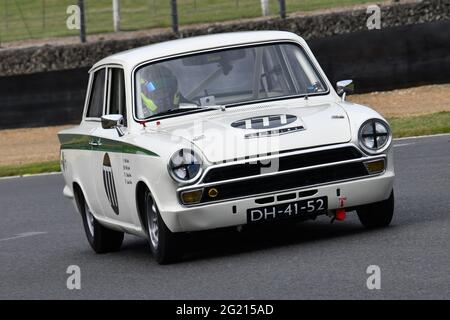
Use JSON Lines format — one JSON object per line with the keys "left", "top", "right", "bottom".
{"left": 203, "top": 146, "right": 362, "bottom": 183}
{"left": 199, "top": 161, "right": 369, "bottom": 204}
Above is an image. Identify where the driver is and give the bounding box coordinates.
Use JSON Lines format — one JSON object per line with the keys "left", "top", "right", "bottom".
{"left": 139, "top": 65, "right": 182, "bottom": 113}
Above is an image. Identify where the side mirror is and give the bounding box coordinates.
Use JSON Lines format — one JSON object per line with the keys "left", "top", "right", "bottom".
{"left": 336, "top": 80, "right": 354, "bottom": 101}
{"left": 101, "top": 114, "right": 125, "bottom": 137}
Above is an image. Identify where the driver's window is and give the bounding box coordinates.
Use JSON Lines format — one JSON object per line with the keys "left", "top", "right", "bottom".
{"left": 107, "top": 68, "right": 127, "bottom": 126}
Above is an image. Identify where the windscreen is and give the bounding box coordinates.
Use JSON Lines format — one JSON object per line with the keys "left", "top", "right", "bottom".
{"left": 135, "top": 43, "right": 327, "bottom": 119}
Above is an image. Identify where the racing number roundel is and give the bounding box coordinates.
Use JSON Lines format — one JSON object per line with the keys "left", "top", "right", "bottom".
{"left": 102, "top": 153, "right": 119, "bottom": 215}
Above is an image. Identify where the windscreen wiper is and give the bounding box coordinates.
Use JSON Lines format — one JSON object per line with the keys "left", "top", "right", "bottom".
{"left": 145, "top": 105, "right": 225, "bottom": 121}
{"left": 146, "top": 108, "right": 193, "bottom": 119}
{"left": 184, "top": 105, "right": 226, "bottom": 112}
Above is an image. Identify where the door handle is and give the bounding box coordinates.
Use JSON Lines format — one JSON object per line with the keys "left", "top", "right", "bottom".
{"left": 89, "top": 139, "right": 102, "bottom": 147}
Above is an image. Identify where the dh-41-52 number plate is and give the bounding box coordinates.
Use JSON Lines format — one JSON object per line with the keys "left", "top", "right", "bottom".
{"left": 247, "top": 196, "right": 328, "bottom": 224}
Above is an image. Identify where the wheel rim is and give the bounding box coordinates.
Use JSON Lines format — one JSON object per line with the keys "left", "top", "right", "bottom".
{"left": 84, "top": 201, "right": 95, "bottom": 237}
{"left": 146, "top": 193, "right": 159, "bottom": 250}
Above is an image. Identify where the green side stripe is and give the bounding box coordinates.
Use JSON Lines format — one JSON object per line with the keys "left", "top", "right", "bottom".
{"left": 58, "top": 134, "right": 159, "bottom": 157}
{"left": 58, "top": 134, "right": 91, "bottom": 151}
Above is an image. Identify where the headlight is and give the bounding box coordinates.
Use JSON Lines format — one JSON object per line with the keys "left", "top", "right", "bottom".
{"left": 168, "top": 148, "right": 203, "bottom": 183}
{"left": 358, "top": 119, "right": 392, "bottom": 153}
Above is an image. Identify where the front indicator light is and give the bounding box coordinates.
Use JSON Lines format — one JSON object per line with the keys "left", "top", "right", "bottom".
{"left": 364, "top": 159, "right": 385, "bottom": 174}
{"left": 207, "top": 188, "right": 219, "bottom": 198}
{"left": 180, "top": 189, "right": 203, "bottom": 205}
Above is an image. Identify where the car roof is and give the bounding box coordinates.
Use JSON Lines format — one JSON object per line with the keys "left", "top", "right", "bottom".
{"left": 90, "top": 31, "right": 305, "bottom": 72}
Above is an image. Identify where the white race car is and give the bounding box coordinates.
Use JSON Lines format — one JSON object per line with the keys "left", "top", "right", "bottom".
{"left": 59, "top": 31, "right": 394, "bottom": 264}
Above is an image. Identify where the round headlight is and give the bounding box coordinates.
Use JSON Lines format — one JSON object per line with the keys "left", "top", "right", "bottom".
{"left": 168, "top": 149, "right": 203, "bottom": 183}
{"left": 358, "top": 119, "right": 392, "bottom": 153}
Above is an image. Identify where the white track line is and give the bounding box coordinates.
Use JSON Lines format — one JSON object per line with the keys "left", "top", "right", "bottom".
{"left": 394, "top": 132, "right": 450, "bottom": 141}
{"left": 0, "top": 232, "right": 47, "bottom": 243}
{"left": 21, "top": 171, "right": 61, "bottom": 177}
{"left": 394, "top": 142, "right": 415, "bottom": 147}
{"left": 0, "top": 171, "right": 61, "bottom": 181}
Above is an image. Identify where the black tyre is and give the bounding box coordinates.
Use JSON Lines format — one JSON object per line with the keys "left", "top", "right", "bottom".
{"left": 144, "top": 190, "right": 184, "bottom": 264}
{"left": 77, "top": 190, "right": 124, "bottom": 253}
{"left": 357, "top": 190, "right": 394, "bottom": 228}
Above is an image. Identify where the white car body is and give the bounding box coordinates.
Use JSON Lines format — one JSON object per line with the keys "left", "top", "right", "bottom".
{"left": 59, "top": 31, "right": 394, "bottom": 260}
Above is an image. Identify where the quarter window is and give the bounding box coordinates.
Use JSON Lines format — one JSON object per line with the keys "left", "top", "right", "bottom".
{"left": 86, "top": 68, "right": 106, "bottom": 118}
{"left": 108, "top": 68, "right": 127, "bottom": 126}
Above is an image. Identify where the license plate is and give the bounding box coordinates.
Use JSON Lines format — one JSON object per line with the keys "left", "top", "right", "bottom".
{"left": 247, "top": 196, "right": 328, "bottom": 224}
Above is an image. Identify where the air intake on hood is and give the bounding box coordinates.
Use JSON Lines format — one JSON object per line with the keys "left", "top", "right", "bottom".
{"left": 231, "top": 114, "right": 297, "bottom": 130}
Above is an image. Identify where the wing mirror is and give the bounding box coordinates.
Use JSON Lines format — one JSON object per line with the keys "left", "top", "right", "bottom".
{"left": 101, "top": 114, "right": 125, "bottom": 137}
{"left": 336, "top": 80, "right": 354, "bottom": 101}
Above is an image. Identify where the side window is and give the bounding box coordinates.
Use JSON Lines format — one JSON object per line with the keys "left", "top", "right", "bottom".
{"left": 107, "top": 68, "right": 127, "bottom": 126}
{"left": 86, "top": 69, "right": 106, "bottom": 118}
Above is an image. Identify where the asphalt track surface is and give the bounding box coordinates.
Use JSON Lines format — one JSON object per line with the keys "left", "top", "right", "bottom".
{"left": 0, "top": 134, "right": 449, "bottom": 299}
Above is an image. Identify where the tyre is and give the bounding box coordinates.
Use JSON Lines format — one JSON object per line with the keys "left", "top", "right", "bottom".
{"left": 144, "top": 190, "right": 184, "bottom": 264}
{"left": 357, "top": 190, "right": 394, "bottom": 228}
{"left": 77, "top": 190, "right": 124, "bottom": 253}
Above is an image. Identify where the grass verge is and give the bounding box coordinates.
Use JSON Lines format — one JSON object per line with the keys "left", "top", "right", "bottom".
{"left": 0, "top": 112, "right": 448, "bottom": 178}
{"left": 388, "top": 112, "right": 450, "bottom": 138}
{"left": 0, "top": 160, "right": 60, "bottom": 178}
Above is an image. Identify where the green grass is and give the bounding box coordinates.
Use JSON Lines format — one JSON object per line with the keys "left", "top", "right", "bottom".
{"left": 0, "top": 160, "right": 60, "bottom": 178}
{"left": 388, "top": 112, "right": 450, "bottom": 138}
{"left": 0, "top": 0, "right": 376, "bottom": 44}
{"left": 0, "top": 112, "right": 448, "bottom": 177}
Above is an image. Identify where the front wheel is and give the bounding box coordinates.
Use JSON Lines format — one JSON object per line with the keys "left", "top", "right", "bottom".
{"left": 78, "top": 190, "right": 124, "bottom": 253}
{"left": 144, "top": 190, "right": 184, "bottom": 264}
{"left": 357, "top": 190, "right": 394, "bottom": 228}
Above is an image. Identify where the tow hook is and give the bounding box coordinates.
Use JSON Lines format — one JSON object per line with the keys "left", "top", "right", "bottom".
{"left": 330, "top": 209, "right": 346, "bottom": 223}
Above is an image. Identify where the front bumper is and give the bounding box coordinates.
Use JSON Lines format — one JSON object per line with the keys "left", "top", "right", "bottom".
{"left": 162, "top": 171, "right": 394, "bottom": 232}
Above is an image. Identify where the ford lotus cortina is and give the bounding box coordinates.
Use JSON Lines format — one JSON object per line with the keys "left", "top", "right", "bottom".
{"left": 59, "top": 31, "right": 394, "bottom": 264}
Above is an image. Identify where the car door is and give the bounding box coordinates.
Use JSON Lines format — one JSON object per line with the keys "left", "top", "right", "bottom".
{"left": 90, "top": 66, "right": 135, "bottom": 225}
{"left": 73, "top": 67, "right": 108, "bottom": 219}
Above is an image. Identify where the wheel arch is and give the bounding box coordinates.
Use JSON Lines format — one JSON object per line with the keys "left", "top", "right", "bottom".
{"left": 134, "top": 178, "right": 181, "bottom": 233}
{"left": 72, "top": 181, "right": 86, "bottom": 217}
{"left": 135, "top": 180, "right": 149, "bottom": 235}
{"left": 72, "top": 180, "right": 95, "bottom": 219}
